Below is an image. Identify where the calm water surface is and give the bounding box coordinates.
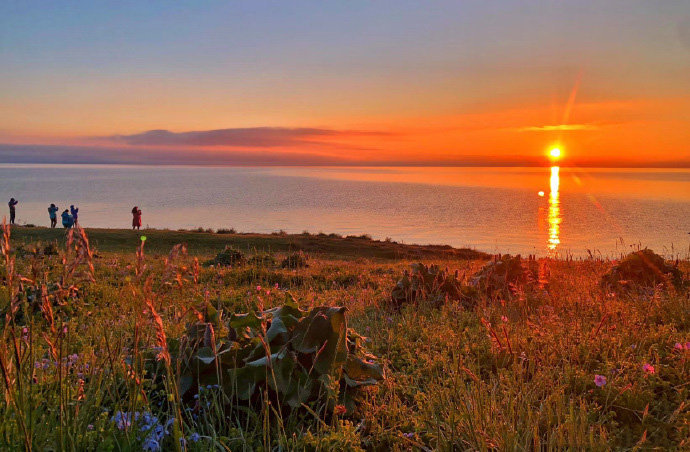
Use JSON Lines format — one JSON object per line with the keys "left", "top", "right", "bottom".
{"left": 0, "top": 165, "right": 687, "bottom": 258}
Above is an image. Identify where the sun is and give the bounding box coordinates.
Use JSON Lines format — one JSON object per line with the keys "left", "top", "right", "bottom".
{"left": 548, "top": 147, "right": 562, "bottom": 160}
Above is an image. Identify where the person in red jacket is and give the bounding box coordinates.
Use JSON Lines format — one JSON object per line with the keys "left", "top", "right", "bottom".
{"left": 131, "top": 206, "right": 142, "bottom": 230}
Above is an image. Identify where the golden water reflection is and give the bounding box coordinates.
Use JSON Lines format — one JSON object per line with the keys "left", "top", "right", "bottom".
{"left": 548, "top": 166, "right": 561, "bottom": 253}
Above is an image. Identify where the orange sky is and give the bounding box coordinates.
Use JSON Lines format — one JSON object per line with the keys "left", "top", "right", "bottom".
{"left": 1, "top": 2, "right": 689, "bottom": 166}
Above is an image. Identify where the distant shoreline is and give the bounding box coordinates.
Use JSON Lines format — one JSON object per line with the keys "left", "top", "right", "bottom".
{"left": 8, "top": 225, "right": 490, "bottom": 260}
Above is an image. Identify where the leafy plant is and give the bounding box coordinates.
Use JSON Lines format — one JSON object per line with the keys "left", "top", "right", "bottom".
{"left": 168, "top": 294, "right": 383, "bottom": 413}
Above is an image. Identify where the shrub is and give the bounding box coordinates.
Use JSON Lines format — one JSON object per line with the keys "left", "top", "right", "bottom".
{"left": 601, "top": 249, "right": 684, "bottom": 291}
{"left": 391, "top": 263, "right": 474, "bottom": 308}
{"left": 216, "top": 228, "right": 237, "bottom": 234}
{"left": 206, "top": 246, "right": 246, "bottom": 267}
{"left": 281, "top": 251, "right": 309, "bottom": 269}
{"left": 469, "top": 254, "right": 538, "bottom": 298}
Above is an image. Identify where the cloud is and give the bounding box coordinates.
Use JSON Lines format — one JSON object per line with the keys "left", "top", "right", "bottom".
{"left": 105, "top": 127, "right": 386, "bottom": 148}
{"left": 1, "top": 144, "right": 688, "bottom": 168}
{"left": 512, "top": 124, "right": 600, "bottom": 132}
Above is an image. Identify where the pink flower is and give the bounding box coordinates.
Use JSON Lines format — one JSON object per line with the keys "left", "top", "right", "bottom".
{"left": 594, "top": 374, "right": 607, "bottom": 387}
{"left": 501, "top": 316, "right": 508, "bottom": 323}
{"left": 674, "top": 343, "right": 684, "bottom": 351}
{"left": 642, "top": 363, "right": 655, "bottom": 374}
{"left": 256, "top": 285, "right": 261, "bottom": 291}
{"left": 685, "top": 342, "right": 690, "bottom": 351}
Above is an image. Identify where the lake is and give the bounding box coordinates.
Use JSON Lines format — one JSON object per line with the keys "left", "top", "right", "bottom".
{"left": 0, "top": 164, "right": 687, "bottom": 258}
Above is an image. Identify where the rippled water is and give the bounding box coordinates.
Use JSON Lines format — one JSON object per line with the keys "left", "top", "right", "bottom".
{"left": 0, "top": 164, "right": 687, "bottom": 257}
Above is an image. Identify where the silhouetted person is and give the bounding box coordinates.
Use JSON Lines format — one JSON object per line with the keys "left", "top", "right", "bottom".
{"left": 131, "top": 206, "right": 142, "bottom": 230}
{"left": 61, "top": 210, "right": 74, "bottom": 229}
{"left": 8, "top": 198, "right": 18, "bottom": 225}
{"left": 48, "top": 203, "right": 59, "bottom": 228}
{"left": 70, "top": 205, "right": 79, "bottom": 225}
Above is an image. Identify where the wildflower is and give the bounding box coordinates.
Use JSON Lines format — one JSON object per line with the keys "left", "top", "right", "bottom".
{"left": 142, "top": 437, "right": 160, "bottom": 451}
{"left": 685, "top": 342, "right": 690, "bottom": 350}
{"left": 674, "top": 343, "right": 684, "bottom": 351}
{"left": 111, "top": 411, "right": 133, "bottom": 430}
{"left": 87, "top": 424, "right": 94, "bottom": 431}
{"left": 642, "top": 363, "right": 655, "bottom": 374}
{"left": 256, "top": 285, "right": 261, "bottom": 291}
{"left": 21, "top": 327, "right": 28, "bottom": 340}
{"left": 594, "top": 375, "right": 607, "bottom": 387}
{"left": 189, "top": 432, "right": 201, "bottom": 442}
{"left": 164, "top": 417, "right": 175, "bottom": 434}
{"left": 334, "top": 404, "right": 347, "bottom": 415}
{"left": 403, "top": 432, "right": 414, "bottom": 439}
{"left": 501, "top": 315, "right": 508, "bottom": 323}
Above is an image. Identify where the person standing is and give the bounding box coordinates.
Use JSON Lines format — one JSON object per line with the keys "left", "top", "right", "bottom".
{"left": 70, "top": 205, "right": 79, "bottom": 225}
{"left": 61, "top": 209, "right": 74, "bottom": 229}
{"left": 48, "top": 203, "right": 59, "bottom": 228}
{"left": 8, "top": 198, "right": 18, "bottom": 225}
{"left": 131, "top": 206, "right": 142, "bottom": 230}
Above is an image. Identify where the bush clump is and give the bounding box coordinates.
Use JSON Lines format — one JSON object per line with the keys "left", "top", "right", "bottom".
{"left": 206, "top": 246, "right": 246, "bottom": 267}
{"left": 391, "top": 263, "right": 474, "bottom": 308}
{"left": 601, "top": 249, "right": 684, "bottom": 291}
{"left": 169, "top": 295, "right": 384, "bottom": 412}
{"left": 281, "top": 251, "right": 309, "bottom": 269}
{"left": 469, "top": 254, "right": 538, "bottom": 298}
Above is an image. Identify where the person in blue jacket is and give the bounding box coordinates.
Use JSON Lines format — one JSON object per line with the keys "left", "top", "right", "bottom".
{"left": 48, "top": 203, "right": 59, "bottom": 228}
{"left": 61, "top": 209, "right": 74, "bottom": 229}
{"left": 70, "top": 205, "right": 79, "bottom": 225}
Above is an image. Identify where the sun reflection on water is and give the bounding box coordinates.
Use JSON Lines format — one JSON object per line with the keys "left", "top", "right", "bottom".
{"left": 548, "top": 166, "right": 561, "bottom": 253}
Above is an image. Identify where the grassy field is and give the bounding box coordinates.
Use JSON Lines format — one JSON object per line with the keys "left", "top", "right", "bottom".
{"left": 0, "top": 226, "right": 688, "bottom": 451}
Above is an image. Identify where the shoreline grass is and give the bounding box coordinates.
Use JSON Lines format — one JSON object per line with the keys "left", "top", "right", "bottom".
{"left": 0, "top": 225, "right": 688, "bottom": 450}
{"left": 9, "top": 226, "right": 488, "bottom": 260}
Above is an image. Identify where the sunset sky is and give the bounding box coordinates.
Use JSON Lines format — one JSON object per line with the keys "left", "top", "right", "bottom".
{"left": 1, "top": 1, "right": 689, "bottom": 166}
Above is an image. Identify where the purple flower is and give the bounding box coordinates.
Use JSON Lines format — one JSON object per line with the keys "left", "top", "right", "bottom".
{"left": 594, "top": 374, "right": 607, "bottom": 387}
{"left": 675, "top": 343, "right": 684, "bottom": 351}
{"left": 190, "top": 432, "right": 201, "bottom": 442}
{"left": 111, "top": 411, "right": 133, "bottom": 430}
{"left": 403, "top": 432, "right": 414, "bottom": 439}
{"left": 142, "top": 437, "right": 160, "bottom": 451}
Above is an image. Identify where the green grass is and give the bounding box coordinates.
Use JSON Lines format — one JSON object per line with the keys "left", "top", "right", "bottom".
{"left": 0, "top": 226, "right": 688, "bottom": 450}
{"left": 10, "top": 226, "right": 488, "bottom": 260}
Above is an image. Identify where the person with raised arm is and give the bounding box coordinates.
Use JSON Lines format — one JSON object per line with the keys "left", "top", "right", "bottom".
{"left": 48, "top": 203, "right": 59, "bottom": 228}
